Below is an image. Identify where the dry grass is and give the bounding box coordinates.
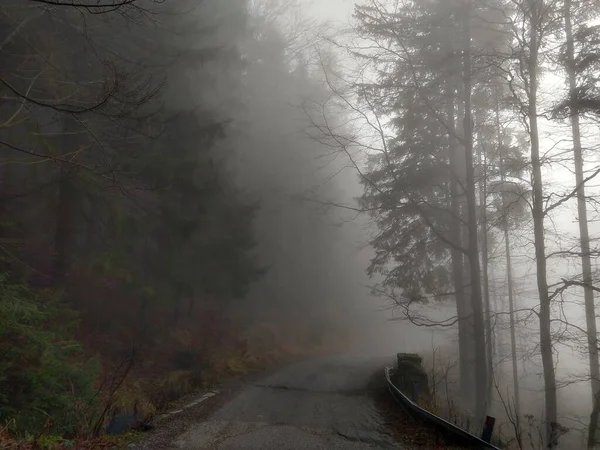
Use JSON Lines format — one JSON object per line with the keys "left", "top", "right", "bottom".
{"left": 147, "top": 370, "right": 195, "bottom": 411}
{"left": 418, "top": 397, "right": 440, "bottom": 416}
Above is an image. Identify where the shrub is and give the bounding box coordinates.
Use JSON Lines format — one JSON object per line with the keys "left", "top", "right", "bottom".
{"left": 0, "top": 281, "right": 99, "bottom": 437}
{"left": 148, "top": 370, "right": 194, "bottom": 410}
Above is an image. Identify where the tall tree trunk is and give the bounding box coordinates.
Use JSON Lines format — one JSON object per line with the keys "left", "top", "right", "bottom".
{"left": 54, "top": 165, "right": 76, "bottom": 283}
{"left": 461, "top": 208, "right": 476, "bottom": 412}
{"left": 527, "top": 1, "right": 558, "bottom": 445}
{"left": 476, "top": 109, "right": 493, "bottom": 408}
{"left": 490, "top": 259, "right": 503, "bottom": 375}
{"left": 462, "top": 0, "right": 487, "bottom": 421}
{"left": 563, "top": 1, "right": 600, "bottom": 446}
{"left": 503, "top": 202, "right": 522, "bottom": 441}
{"left": 454, "top": 33, "right": 477, "bottom": 414}
{"left": 590, "top": 389, "right": 600, "bottom": 449}
{"left": 53, "top": 116, "right": 78, "bottom": 284}
{"left": 496, "top": 100, "right": 522, "bottom": 439}
{"left": 446, "top": 74, "right": 472, "bottom": 405}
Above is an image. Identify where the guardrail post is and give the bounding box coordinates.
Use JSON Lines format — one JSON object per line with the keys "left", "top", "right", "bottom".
{"left": 481, "top": 416, "right": 496, "bottom": 443}
{"left": 411, "top": 381, "right": 419, "bottom": 403}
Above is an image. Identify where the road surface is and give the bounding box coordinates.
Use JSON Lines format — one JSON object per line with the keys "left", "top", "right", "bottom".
{"left": 151, "top": 355, "right": 400, "bottom": 449}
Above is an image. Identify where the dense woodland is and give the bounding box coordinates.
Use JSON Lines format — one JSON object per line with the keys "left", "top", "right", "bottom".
{"left": 4, "top": 0, "right": 600, "bottom": 449}
{"left": 0, "top": 0, "right": 364, "bottom": 443}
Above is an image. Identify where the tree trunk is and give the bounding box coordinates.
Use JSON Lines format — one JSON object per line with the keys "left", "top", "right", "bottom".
{"left": 527, "top": 2, "right": 558, "bottom": 445}
{"left": 504, "top": 209, "right": 522, "bottom": 440}
{"left": 53, "top": 112, "right": 84, "bottom": 284}
{"left": 52, "top": 163, "right": 76, "bottom": 284}
{"left": 477, "top": 109, "right": 493, "bottom": 408}
{"left": 496, "top": 101, "right": 522, "bottom": 439}
{"left": 462, "top": 0, "right": 487, "bottom": 422}
{"left": 446, "top": 74, "right": 472, "bottom": 405}
{"left": 461, "top": 210, "right": 476, "bottom": 412}
{"left": 490, "top": 254, "right": 507, "bottom": 382}
{"left": 590, "top": 389, "right": 600, "bottom": 449}
{"left": 563, "top": 1, "right": 600, "bottom": 446}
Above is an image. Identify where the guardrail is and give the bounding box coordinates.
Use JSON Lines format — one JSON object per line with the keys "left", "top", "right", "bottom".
{"left": 384, "top": 366, "right": 500, "bottom": 450}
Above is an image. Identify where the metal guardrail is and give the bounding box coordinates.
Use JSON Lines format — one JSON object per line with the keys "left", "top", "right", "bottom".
{"left": 385, "top": 366, "right": 500, "bottom": 450}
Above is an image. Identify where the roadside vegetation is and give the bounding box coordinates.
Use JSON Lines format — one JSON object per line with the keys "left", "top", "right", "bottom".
{"left": 0, "top": 0, "right": 355, "bottom": 447}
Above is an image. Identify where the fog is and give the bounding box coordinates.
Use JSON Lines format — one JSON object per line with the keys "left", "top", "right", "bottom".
{"left": 2, "top": 0, "right": 600, "bottom": 448}
{"left": 296, "top": 0, "right": 600, "bottom": 447}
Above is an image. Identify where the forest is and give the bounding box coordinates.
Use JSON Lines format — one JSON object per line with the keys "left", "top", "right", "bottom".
{"left": 2, "top": 0, "right": 600, "bottom": 449}
{"left": 0, "top": 0, "right": 366, "bottom": 446}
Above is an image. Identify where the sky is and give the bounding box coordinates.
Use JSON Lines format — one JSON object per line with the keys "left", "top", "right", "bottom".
{"left": 305, "top": 0, "right": 355, "bottom": 23}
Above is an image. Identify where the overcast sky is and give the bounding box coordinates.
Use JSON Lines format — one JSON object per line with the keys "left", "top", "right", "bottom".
{"left": 305, "top": 0, "right": 355, "bottom": 22}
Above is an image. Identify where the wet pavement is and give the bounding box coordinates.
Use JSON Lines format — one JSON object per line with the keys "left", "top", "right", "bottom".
{"left": 164, "top": 355, "right": 400, "bottom": 449}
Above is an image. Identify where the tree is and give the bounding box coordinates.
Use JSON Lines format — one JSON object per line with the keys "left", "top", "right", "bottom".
{"left": 0, "top": 0, "right": 269, "bottom": 434}
{"left": 555, "top": 0, "right": 600, "bottom": 446}
{"left": 563, "top": 1, "right": 600, "bottom": 447}
{"left": 488, "top": 99, "right": 530, "bottom": 442}
{"left": 0, "top": 0, "right": 164, "bottom": 285}
{"left": 499, "top": 0, "right": 560, "bottom": 444}
{"left": 460, "top": 0, "right": 489, "bottom": 421}
{"left": 309, "top": 0, "right": 493, "bottom": 420}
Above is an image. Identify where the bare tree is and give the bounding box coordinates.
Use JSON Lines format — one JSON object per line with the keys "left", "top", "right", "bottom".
{"left": 495, "top": 98, "right": 522, "bottom": 437}
{"left": 561, "top": 0, "right": 600, "bottom": 446}
{"left": 497, "top": 0, "right": 560, "bottom": 443}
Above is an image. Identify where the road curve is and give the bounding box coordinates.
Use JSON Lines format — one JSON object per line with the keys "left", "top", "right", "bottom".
{"left": 164, "top": 355, "right": 400, "bottom": 449}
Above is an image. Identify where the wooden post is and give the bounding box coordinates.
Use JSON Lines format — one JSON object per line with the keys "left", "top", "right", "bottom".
{"left": 481, "top": 415, "right": 496, "bottom": 443}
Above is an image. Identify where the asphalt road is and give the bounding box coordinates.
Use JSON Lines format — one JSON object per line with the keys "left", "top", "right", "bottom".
{"left": 166, "top": 355, "right": 400, "bottom": 449}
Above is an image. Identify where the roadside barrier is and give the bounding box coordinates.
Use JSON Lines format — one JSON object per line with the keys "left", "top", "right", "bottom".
{"left": 385, "top": 366, "right": 500, "bottom": 450}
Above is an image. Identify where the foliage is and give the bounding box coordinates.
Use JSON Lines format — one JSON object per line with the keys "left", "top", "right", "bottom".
{"left": 0, "top": 0, "right": 358, "bottom": 443}
{"left": 568, "top": 23, "right": 600, "bottom": 114}
{"left": 354, "top": 0, "right": 462, "bottom": 301}
{"left": 0, "top": 282, "right": 99, "bottom": 437}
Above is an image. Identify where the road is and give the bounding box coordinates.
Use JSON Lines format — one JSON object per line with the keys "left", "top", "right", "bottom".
{"left": 157, "top": 355, "right": 400, "bottom": 449}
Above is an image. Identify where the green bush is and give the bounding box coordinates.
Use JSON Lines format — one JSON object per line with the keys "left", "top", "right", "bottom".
{"left": 0, "top": 281, "right": 99, "bottom": 437}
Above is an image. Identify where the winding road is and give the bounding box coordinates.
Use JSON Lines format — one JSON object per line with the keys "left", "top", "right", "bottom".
{"left": 146, "top": 355, "right": 400, "bottom": 449}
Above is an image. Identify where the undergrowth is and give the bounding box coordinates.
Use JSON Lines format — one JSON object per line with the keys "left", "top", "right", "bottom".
{"left": 0, "top": 282, "right": 99, "bottom": 439}
{"left": 0, "top": 281, "right": 347, "bottom": 449}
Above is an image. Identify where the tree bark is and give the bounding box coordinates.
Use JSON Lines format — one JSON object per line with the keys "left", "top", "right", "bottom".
{"left": 53, "top": 116, "right": 78, "bottom": 284}
{"left": 476, "top": 109, "right": 493, "bottom": 408}
{"left": 490, "top": 258, "right": 505, "bottom": 374}
{"left": 496, "top": 99, "right": 522, "bottom": 439}
{"left": 54, "top": 166, "right": 75, "bottom": 282}
{"left": 527, "top": 1, "right": 558, "bottom": 445}
{"left": 563, "top": 1, "right": 600, "bottom": 446}
{"left": 590, "top": 389, "right": 600, "bottom": 449}
{"left": 446, "top": 70, "right": 473, "bottom": 405}
{"left": 462, "top": 0, "right": 487, "bottom": 422}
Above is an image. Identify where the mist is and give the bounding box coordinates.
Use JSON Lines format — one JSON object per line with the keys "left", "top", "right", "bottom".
{"left": 3, "top": 0, "right": 600, "bottom": 449}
